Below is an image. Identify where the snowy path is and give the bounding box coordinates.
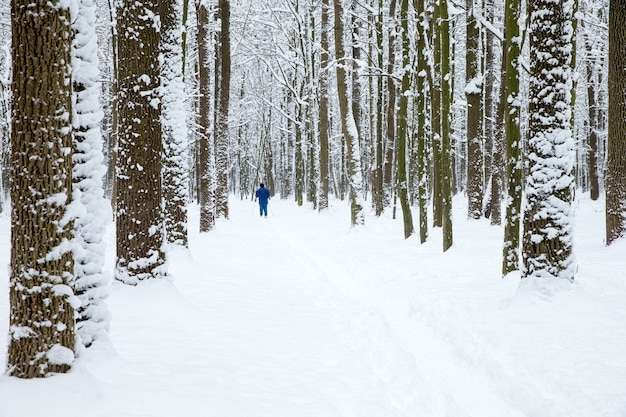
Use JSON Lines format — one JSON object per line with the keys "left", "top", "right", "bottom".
{"left": 1, "top": 197, "right": 626, "bottom": 417}
{"left": 150, "top": 200, "right": 527, "bottom": 417}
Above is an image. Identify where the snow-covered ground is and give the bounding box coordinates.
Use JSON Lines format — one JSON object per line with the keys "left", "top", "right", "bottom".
{"left": 1, "top": 195, "right": 625, "bottom": 417}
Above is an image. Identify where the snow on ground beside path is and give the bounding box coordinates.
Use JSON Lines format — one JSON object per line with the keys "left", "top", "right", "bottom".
{"left": 0, "top": 195, "right": 625, "bottom": 417}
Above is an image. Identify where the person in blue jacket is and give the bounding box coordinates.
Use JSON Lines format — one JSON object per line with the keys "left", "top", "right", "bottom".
{"left": 255, "top": 183, "right": 271, "bottom": 217}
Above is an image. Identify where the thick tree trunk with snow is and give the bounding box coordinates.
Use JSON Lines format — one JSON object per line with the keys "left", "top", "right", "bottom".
{"left": 522, "top": 0, "right": 576, "bottom": 280}
{"left": 606, "top": 0, "right": 626, "bottom": 245}
{"left": 161, "top": 0, "right": 189, "bottom": 247}
{"left": 73, "top": 0, "right": 111, "bottom": 348}
{"left": 8, "top": 0, "right": 76, "bottom": 377}
{"left": 115, "top": 0, "right": 166, "bottom": 283}
{"left": 333, "top": 0, "right": 364, "bottom": 226}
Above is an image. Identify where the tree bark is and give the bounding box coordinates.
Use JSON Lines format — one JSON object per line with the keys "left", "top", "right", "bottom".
{"left": 397, "top": 0, "right": 414, "bottom": 239}
{"left": 115, "top": 0, "right": 166, "bottom": 283}
{"left": 502, "top": 0, "right": 523, "bottom": 276}
{"left": 522, "top": 0, "right": 576, "bottom": 280}
{"left": 333, "top": 0, "right": 364, "bottom": 225}
{"left": 318, "top": 0, "right": 330, "bottom": 210}
{"left": 606, "top": 0, "right": 626, "bottom": 245}
{"left": 441, "top": 0, "right": 453, "bottom": 251}
{"left": 197, "top": 1, "right": 215, "bottom": 232}
{"left": 466, "top": 0, "right": 483, "bottom": 219}
{"left": 214, "top": 0, "right": 231, "bottom": 219}
{"left": 161, "top": 0, "right": 189, "bottom": 246}
{"left": 9, "top": 0, "right": 76, "bottom": 377}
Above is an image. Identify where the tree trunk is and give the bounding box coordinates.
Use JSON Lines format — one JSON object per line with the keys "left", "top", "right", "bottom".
{"left": 214, "top": 0, "right": 230, "bottom": 219}
{"left": 384, "top": 0, "right": 398, "bottom": 206}
{"left": 116, "top": 0, "right": 166, "bottom": 283}
{"left": 333, "top": 0, "right": 364, "bottom": 225}
{"left": 466, "top": 0, "right": 483, "bottom": 219}
{"left": 9, "top": 0, "right": 76, "bottom": 377}
{"left": 415, "top": 0, "right": 429, "bottom": 243}
{"left": 318, "top": 0, "right": 330, "bottom": 210}
{"left": 522, "top": 0, "right": 576, "bottom": 280}
{"left": 73, "top": 0, "right": 111, "bottom": 348}
{"left": 585, "top": 36, "right": 600, "bottom": 201}
{"left": 161, "top": 0, "right": 189, "bottom": 246}
{"left": 502, "top": 0, "right": 523, "bottom": 276}
{"left": 606, "top": 0, "right": 626, "bottom": 245}
{"left": 490, "top": 32, "right": 505, "bottom": 227}
{"left": 397, "top": 0, "right": 414, "bottom": 239}
{"left": 441, "top": 0, "right": 453, "bottom": 251}
{"left": 374, "top": 0, "right": 385, "bottom": 216}
{"left": 431, "top": 0, "right": 443, "bottom": 228}
{"left": 197, "top": 1, "right": 215, "bottom": 232}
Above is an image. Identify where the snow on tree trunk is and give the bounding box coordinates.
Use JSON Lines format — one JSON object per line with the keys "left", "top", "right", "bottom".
{"left": 440, "top": 0, "right": 453, "bottom": 252}
{"left": 466, "top": 0, "right": 483, "bottom": 220}
{"left": 397, "top": 0, "right": 414, "bottom": 239}
{"left": 214, "top": 0, "right": 230, "bottom": 219}
{"left": 384, "top": 0, "right": 397, "bottom": 208}
{"left": 333, "top": 0, "right": 364, "bottom": 226}
{"left": 72, "top": 0, "right": 112, "bottom": 348}
{"left": 318, "top": 0, "right": 331, "bottom": 211}
{"left": 8, "top": 0, "right": 77, "bottom": 377}
{"left": 115, "top": 0, "right": 166, "bottom": 283}
{"left": 197, "top": 1, "right": 216, "bottom": 232}
{"left": 431, "top": 0, "right": 443, "bottom": 228}
{"left": 502, "top": 0, "right": 523, "bottom": 276}
{"left": 415, "top": 0, "right": 429, "bottom": 244}
{"left": 606, "top": 0, "right": 626, "bottom": 245}
{"left": 161, "top": 0, "right": 190, "bottom": 247}
{"left": 522, "top": 0, "right": 576, "bottom": 281}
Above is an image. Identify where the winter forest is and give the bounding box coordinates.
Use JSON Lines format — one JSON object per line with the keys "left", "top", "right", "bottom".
{"left": 0, "top": 0, "right": 626, "bottom": 414}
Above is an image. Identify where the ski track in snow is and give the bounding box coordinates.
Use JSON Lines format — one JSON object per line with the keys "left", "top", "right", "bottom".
{"left": 1, "top": 197, "right": 626, "bottom": 417}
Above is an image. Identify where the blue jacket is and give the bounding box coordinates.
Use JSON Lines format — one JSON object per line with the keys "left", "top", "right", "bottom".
{"left": 255, "top": 187, "right": 271, "bottom": 205}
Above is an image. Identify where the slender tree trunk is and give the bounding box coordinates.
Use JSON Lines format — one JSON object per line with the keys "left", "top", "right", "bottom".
{"left": 197, "top": 1, "right": 215, "bottom": 232}
{"left": 295, "top": 98, "right": 304, "bottom": 206}
{"left": 502, "top": 0, "right": 523, "bottom": 276}
{"left": 318, "top": 0, "right": 330, "bottom": 210}
{"left": 397, "top": 0, "right": 414, "bottom": 239}
{"left": 585, "top": 37, "right": 600, "bottom": 201}
{"left": 374, "top": 0, "right": 385, "bottom": 216}
{"left": 431, "top": 0, "right": 443, "bottom": 228}
{"left": 384, "top": 0, "right": 398, "bottom": 206}
{"left": 490, "top": 33, "right": 505, "bottom": 226}
{"left": 483, "top": 0, "right": 499, "bottom": 222}
{"left": 415, "top": 0, "right": 429, "bottom": 243}
{"left": 214, "top": 0, "right": 231, "bottom": 219}
{"left": 606, "top": 0, "right": 626, "bottom": 245}
{"left": 441, "top": 0, "right": 453, "bottom": 251}
{"left": 333, "top": 0, "right": 364, "bottom": 225}
{"left": 9, "top": 0, "right": 76, "bottom": 377}
{"left": 466, "top": 0, "right": 483, "bottom": 219}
